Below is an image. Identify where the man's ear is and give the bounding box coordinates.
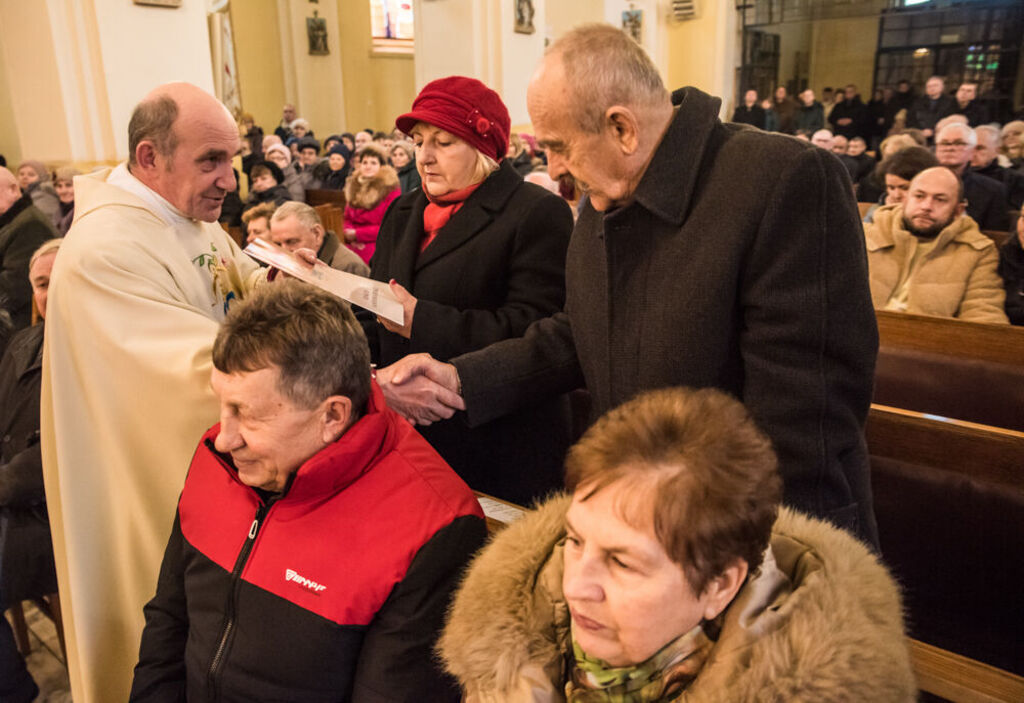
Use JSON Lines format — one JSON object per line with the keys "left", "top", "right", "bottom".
{"left": 700, "top": 559, "right": 749, "bottom": 621}
{"left": 321, "top": 395, "right": 353, "bottom": 444}
{"left": 312, "top": 224, "right": 325, "bottom": 249}
{"left": 604, "top": 106, "right": 641, "bottom": 155}
{"left": 135, "top": 141, "right": 159, "bottom": 171}
{"left": 955, "top": 200, "right": 967, "bottom": 218}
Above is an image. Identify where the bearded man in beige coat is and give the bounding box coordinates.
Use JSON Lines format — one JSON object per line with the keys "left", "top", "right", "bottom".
{"left": 41, "top": 83, "right": 267, "bottom": 703}
{"left": 865, "top": 166, "right": 1008, "bottom": 324}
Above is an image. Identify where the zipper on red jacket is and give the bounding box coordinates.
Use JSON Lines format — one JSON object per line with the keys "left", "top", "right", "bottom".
{"left": 203, "top": 438, "right": 280, "bottom": 701}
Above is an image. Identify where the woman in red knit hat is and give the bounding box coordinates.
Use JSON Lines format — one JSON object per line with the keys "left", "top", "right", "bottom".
{"left": 365, "top": 75, "right": 574, "bottom": 505}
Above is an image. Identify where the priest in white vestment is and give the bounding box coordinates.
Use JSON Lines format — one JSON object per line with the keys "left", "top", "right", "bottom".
{"left": 40, "top": 83, "right": 267, "bottom": 703}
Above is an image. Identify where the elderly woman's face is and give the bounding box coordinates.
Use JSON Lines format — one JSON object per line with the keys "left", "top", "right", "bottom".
{"left": 1004, "top": 125, "right": 1023, "bottom": 149}
{"left": 55, "top": 179, "right": 74, "bottom": 204}
{"left": 390, "top": 147, "right": 410, "bottom": 168}
{"left": 562, "top": 480, "right": 715, "bottom": 667}
{"left": 411, "top": 123, "right": 481, "bottom": 197}
{"left": 267, "top": 149, "right": 290, "bottom": 170}
{"left": 17, "top": 166, "right": 39, "bottom": 190}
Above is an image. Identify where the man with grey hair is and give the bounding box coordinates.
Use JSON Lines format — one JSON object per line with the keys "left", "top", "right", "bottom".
{"left": 378, "top": 23, "right": 880, "bottom": 547}
{"left": 41, "top": 81, "right": 268, "bottom": 703}
{"left": 270, "top": 201, "right": 369, "bottom": 276}
{"left": 972, "top": 124, "right": 1024, "bottom": 210}
{"left": 935, "top": 122, "right": 1010, "bottom": 231}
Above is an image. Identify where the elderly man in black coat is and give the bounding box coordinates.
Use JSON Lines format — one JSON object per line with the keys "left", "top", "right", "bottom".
{"left": 377, "top": 24, "right": 880, "bottom": 546}
{"left": 0, "top": 168, "right": 57, "bottom": 331}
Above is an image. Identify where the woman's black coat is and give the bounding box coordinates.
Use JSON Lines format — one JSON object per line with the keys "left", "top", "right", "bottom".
{"left": 365, "top": 160, "right": 573, "bottom": 504}
{"left": 0, "top": 324, "right": 57, "bottom": 606}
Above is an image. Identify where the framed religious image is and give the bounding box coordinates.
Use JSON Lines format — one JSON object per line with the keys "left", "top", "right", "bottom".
{"left": 514, "top": 0, "right": 535, "bottom": 35}
{"left": 307, "top": 14, "right": 329, "bottom": 55}
{"left": 622, "top": 9, "right": 642, "bottom": 44}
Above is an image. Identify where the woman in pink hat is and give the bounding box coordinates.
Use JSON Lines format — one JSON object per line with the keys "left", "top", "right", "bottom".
{"left": 365, "top": 75, "right": 574, "bottom": 505}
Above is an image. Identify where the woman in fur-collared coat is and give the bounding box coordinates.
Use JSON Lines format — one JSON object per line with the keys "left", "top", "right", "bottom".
{"left": 342, "top": 143, "right": 400, "bottom": 265}
{"left": 439, "top": 388, "right": 917, "bottom": 703}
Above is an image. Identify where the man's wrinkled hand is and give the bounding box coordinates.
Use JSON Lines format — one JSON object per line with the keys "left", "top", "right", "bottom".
{"left": 376, "top": 354, "right": 465, "bottom": 425}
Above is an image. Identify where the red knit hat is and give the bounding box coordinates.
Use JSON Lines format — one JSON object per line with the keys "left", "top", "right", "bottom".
{"left": 395, "top": 76, "right": 510, "bottom": 163}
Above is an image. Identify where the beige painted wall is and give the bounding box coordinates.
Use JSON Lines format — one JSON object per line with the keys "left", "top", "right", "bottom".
{"left": 0, "top": 30, "right": 21, "bottom": 167}
{"left": 809, "top": 17, "right": 879, "bottom": 97}
{"left": 665, "top": 1, "right": 738, "bottom": 117}
{"left": 338, "top": 0, "right": 415, "bottom": 133}
{"left": 0, "top": 2, "right": 71, "bottom": 163}
{"left": 230, "top": 0, "right": 286, "bottom": 133}
{"left": 545, "top": 0, "right": 603, "bottom": 40}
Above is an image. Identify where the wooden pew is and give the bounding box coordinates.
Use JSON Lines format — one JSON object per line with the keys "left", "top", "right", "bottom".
{"left": 867, "top": 404, "right": 1024, "bottom": 678}
{"left": 476, "top": 490, "right": 1024, "bottom": 701}
{"left": 874, "top": 311, "right": 1024, "bottom": 431}
{"left": 981, "top": 229, "right": 1010, "bottom": 249}
{"left": 305, "top": 188, "right": 346, "bottom": 208}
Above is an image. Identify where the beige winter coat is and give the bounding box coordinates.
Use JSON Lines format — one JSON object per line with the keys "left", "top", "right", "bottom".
{"left": 865, "top": 204, "right": 1008, "bottom": 323}
{"left": 439, "top": 495, "right": 916, "bottom": 702}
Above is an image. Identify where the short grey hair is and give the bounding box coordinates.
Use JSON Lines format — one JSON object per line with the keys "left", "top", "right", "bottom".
{"left": 547, "top": 23, "right": 668, "bottom": 133}
{"left": 975, "top": 124, "right": 1000, "bottom": 146}
{"left": 290, "top": 118, "right": 310, "bottom": 131}
{"left": 937, "top": 122, "right": 977, "bottom": 148}
{"left": 128, "top": 95, "right": 179, "bottom": 167}
{"left": 271, "top": 201, "right": 322, "bottom": 232}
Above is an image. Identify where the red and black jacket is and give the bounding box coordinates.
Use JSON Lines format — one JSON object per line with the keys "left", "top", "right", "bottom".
{"left": 130, "top": 384, "right": 486, "bottom": 702}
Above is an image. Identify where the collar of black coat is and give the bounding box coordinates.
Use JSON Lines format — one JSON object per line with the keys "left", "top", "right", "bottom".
{"left": 5, "top": 323, "right": 45, "bottom": 379}
{"left": 0, "top": 193, "right": 33, "bottom": 229}
{"left": 608, "top": 86, "right": 721, "bottom": 228}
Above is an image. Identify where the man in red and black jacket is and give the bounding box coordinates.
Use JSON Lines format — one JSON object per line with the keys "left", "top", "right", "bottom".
{"left": 130, "top": 281, "right": 486, "bottom": 702}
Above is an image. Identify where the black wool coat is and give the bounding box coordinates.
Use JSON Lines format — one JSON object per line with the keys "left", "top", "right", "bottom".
{"left": 454, "top": 87, "right": 880, "bottom": 546}
{"left": 365, "top": 160, "right": 574, "bottom": 505}
{"left": 0, "top": 196, "right": 57, "bottom": 331}
{"left": 0, "top": 324, "right": 57, "bottom": 606}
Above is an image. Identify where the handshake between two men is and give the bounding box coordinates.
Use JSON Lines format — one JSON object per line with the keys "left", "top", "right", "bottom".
{"left": 376, "top": 354, "right": 465, "bottom": 426}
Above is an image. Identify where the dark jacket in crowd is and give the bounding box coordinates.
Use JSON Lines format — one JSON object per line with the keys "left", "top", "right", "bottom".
{"left": 731, "top": 104, "right": 766, "bottom": 130}
{"left": 868, "top": 96, "right": 889, "bottom": 140}
{"left": 451, "top": 87, "right": 880, "bottom": 547}
{"left": 956, "top": 99, "right": 990, "bottom": 127}
{"left": 998, "top": 234, "right": 1024, "bottom": 325}
{"left": 772, "top": 96, "right": 800, "bottom": 134}
{"left": 0, "top": 324, "right": 57, "bottom": 608}
{"left": 890, "top": 87, "right": 915, "bottom": 117}
{"left": 829, "top": 95, "right": 868, "bottom": 139}
{"left": 850, "top": 152, "right": 877, "bottom": 184}
{"left": 396, "top": 160, "right": 421, "bottom": 194}
{"left": 130, "top": 384, "right": 486, "bottom": 703}
{"left": 321, "top": 166, "right": 351, "bottom": 192}
{"left": 907, "top": 94, "right": 956, "bottom": 134}
{"left": 963, "top": 169, "right": 1011, "bottom": 232}
{"left": 796, "top": 101, "right": 825, "bottom": 134}
{"left": 974, "top": 162, "right": 1024, "bottom": 210}
{"left": 218, "top": 169, "right": 244, "bottom": 227}
{"left": 0, "top": 196, "right": 57, "bottom": 330}
{"left": 23, "top": 181, "right": 61, "bottom": 230}
{"left": 241, "top": 184, "right": 291, "bottom": 217}
{"left": 365, "top": 160, "right": 573, "bottom": 505}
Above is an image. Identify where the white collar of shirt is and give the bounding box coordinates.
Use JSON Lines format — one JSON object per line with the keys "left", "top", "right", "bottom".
{"left": 107, "top": 162, "right": 195, "bottom": 229}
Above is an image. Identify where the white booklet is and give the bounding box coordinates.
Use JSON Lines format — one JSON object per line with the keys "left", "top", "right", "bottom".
{"left": 244, "top": 239, "right": 404, "bottom": 325}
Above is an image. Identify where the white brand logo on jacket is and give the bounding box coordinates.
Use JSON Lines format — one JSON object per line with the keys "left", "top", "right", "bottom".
{"left": 285, "top": 568, "right": 327, "bottom": 593}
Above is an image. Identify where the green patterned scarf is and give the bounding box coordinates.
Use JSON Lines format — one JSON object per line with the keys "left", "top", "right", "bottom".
{"left": 565, "top": 622, "right": 715, "bottom": 703}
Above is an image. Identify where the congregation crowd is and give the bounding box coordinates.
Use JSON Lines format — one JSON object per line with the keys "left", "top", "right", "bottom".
{"left": 0, "top": 21, "right": 1021, "bottom": 703}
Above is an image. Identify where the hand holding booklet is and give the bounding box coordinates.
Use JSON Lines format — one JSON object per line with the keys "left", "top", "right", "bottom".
{"left": 244, "top": 238, "right": 404, "bottom": 325}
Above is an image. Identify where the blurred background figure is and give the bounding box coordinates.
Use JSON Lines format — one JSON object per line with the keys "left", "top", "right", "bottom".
{"left": 53, "top": 167, "right": 79, "bottom": 236}
{"left": 0, "top": 239, "right": 61, "bottom": 703}
{"left": 389, "top": 141, "right": 419, "bottom": 193}
{"left": 341, "top": 143, "right": 399, "bottom": 265}
{"left": 16, "top": 162, "right": 60, "bottom": 228}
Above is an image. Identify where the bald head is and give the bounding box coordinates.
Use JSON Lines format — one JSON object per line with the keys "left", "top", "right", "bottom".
{"left": 128, "top": 82, "right": 240, "bottom": 221}
{"left": 902, "top": 166, "right": 965, "bottom": 237}
{"left": 0, "top": 167, "right": 21, "bottom": 216}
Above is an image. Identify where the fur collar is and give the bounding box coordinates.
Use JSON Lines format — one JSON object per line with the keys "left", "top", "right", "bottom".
{"left": 439, "top": 495, "right": 916, "bottom": 702}
{"left": 344, "top": 166, "right": 399, "bottom": 210}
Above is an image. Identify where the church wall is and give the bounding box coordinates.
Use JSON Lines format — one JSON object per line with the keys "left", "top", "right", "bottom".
{"left": 0, "top": 27, "right": 23, "bottom": 167}
{"left": 0, "top": 1, "right": 71, "bottom": 163}
{"left": 663, "top": 1, "right": 739, "bottom": 118}
{"left": 809, "top": 16, "right": 880, "bottom": 97}
{"left": 230, "top": 0, "right": 287, "bottom": 135}
{"left": 337, "top": 0, "right": 415, "bottom": 133}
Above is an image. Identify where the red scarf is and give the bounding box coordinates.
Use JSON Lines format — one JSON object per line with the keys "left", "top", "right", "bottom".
{"left": 421, "top": 182, "right": 483, "bottom": 252}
